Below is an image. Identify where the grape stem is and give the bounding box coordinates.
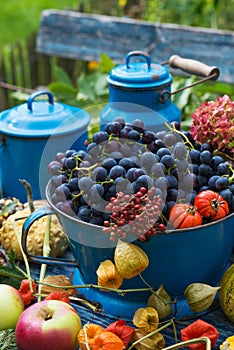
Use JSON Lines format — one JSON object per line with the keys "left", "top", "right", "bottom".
{"left": 67, "top": 162, "right": 99, "bottom": 179}
{"left": 165, "top": 122, "right": 194, "bottom": 149}
{"left": 228, "top": 164, "right": 234, "bottom": 183}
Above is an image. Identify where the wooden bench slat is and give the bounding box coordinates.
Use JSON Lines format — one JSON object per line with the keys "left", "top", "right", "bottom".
{"left": 36, "top": 10, "right": 234, "bottom": 84}
{"left": 36, "top": 10, "right": 156, "bottom": 63}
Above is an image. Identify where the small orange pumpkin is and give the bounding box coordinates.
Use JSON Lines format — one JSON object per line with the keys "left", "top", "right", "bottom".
{"left": 92, "top": 331, "right": 124, "bottom": 350}
{"left": 77, "top": 323, "right": 105, "bottom": 350}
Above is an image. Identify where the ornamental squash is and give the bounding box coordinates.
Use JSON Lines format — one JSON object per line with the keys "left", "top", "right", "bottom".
{"left": 219, "top": 263, "right": 234, "bottom": 323}
{"left": 0, "top": 200, "right": 68, "bottom": 261}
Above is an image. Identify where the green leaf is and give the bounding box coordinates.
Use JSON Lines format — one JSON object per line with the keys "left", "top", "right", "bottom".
{"left": 48, "top": 82, "right": 77, "bottom": 103}
{"left": 0, "top": 265, "right": 24, "bottom": 289}
{"left": 53, "top": 65, "right": 73, "bottom": 86}
{"left": 94, "top": 73, "right": 109, "bottom": 96}
{"left": 0, "top": 201, "right": 18, "bottom": 216}
{"left": 8, "top": 249, "right": 16, "bottom": 267}
{"left": 193, "top": 81, "right": 234, "bottom": 97}
{"left": 99, "top": 52, "right": 115, "bottom": 73}
{"left": 0, "top": 265, "right": 24, "bottom": 280}
{"left": 78, "top": 73, "right": 97, "bottom": 101}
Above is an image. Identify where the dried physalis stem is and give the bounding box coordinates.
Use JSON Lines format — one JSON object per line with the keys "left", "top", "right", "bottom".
{"left": 131, "top": 329, "right": 165, "bottom": 350}
{"left": 184, "top": 282, "right": 220, "bottom": 313}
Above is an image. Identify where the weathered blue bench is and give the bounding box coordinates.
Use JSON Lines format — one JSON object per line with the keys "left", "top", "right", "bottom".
{"left": 36, "top": 10, "right": 234, "bottom": 84}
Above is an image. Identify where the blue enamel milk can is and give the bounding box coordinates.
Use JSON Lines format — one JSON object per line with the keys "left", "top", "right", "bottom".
{"left": 0, "top": 91, "right": 90, "bottom": 202}
{"left": 100, "top": 51, "right": 219, "bottom": 132}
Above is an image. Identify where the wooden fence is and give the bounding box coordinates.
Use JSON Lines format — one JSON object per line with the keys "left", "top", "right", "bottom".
{"left": 0, "top": 34, "right": 80, "bottom": 111}
{"left": 0, "top": 34, "right": 47, "bottom": 110}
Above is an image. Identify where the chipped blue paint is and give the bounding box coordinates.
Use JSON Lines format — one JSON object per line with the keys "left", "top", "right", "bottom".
{"left": 36, "top": 10, "right": 234, "bottom": 83}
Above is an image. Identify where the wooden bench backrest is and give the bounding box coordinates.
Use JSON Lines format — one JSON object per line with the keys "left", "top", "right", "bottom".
{"left": 36, "top": 10, "right": 234, "bottom": 84}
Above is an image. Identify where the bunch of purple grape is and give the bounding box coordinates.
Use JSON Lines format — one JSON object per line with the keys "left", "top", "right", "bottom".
{"left": 48, "top": 117, "right": 234, "bottom": 239}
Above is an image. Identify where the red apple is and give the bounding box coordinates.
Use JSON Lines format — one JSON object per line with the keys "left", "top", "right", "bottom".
{"left": 15, "top": 299, "right": 82, "bottom": 350}
{"left": 0, "top": 284, "right": 24, "bottom": 330}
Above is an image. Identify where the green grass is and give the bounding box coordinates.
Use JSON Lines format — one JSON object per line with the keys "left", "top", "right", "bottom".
{"left": 0, "top": 0, "right": 81, "bottom": 49}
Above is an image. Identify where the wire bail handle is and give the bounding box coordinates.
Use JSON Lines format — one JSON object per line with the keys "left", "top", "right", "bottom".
{"left": 160, "top": 55, "right": 220, "bottom": 102}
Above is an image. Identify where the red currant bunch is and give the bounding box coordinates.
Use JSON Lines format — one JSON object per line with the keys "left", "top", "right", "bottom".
{"left": 103, "top": 187, "right": 165, "bottom": 242}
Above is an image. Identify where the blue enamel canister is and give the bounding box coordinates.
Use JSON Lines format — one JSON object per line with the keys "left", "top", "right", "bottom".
{"left": 100, "top": 51, "right": 181, "bottom": 132}
{"left": 0, "top": 91, "right": 90, "bottom": 202}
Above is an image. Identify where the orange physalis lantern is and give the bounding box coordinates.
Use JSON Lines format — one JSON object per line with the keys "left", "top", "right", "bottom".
{"left": 77, "top": 323, "right": 105, "bottom": 350}
{"left": 96, "top": 260, "right": 123, "bottom": 289}
{"left": 92, "top": 331, "right": 124, "bottom": 350}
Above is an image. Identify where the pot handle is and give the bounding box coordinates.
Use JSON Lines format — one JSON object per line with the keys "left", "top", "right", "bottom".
{"left": 126, "top": 51, "right": 151, "bottom": 70}
{"left": 168, "top": 55, "right": 220, "bottom": 80}
{"left": 22, "top": 206, "right": 79, "bottom": 267}
{"left": 27, "top": 90, "right": 54, "bottom": 112}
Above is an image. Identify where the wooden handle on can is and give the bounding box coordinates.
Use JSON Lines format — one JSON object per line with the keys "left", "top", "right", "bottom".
{"left": 168, "top": 55, "right": 219, "bottom": 80}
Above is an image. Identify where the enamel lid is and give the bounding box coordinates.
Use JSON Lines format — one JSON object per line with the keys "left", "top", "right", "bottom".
{"left": 107, "top": 51, "right": 172, "bottom": 89}
{"left": 0, "top": 91, "right": 90, "bottom": 138}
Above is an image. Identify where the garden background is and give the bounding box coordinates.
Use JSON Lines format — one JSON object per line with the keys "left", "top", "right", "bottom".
{"left": 0, "top": 0, "right": 233, "bottom": 125}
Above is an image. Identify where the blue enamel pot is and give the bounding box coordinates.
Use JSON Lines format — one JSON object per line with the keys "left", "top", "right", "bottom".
{"left": 21, "top": 180, "right": 234, "bottom": 319}
{"left": 0, "top": 91, "right": 90, "bottom": 202}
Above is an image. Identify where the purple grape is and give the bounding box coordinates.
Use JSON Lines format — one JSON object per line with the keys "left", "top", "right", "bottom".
{"left": 160, "top": 155, "right": 175, "bottom": 169}
{"left": 128, "top": 129, "right": 140, "bottom": 141}
{"left": 215, "top": 177, "right": 229, "bottom": 191}
{"left": 109, "top": 165, "right": 126, "bottom": 179}
{"left": 92, "top": 131, "right": 109, "bottom": 144}
{"left": 48, "top": 161, "right": 61, "bottom": 175}
{"left": 92, "top": 166, "right": 108, "bottom": 182}
{"left": 220, "top": 189, "right": 233, "bottom": 204}
{"left": 200, "top": 150, "right": 212, "bottom": 165}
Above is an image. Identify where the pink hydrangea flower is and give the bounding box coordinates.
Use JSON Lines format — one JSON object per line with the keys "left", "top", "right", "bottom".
{"left": 190, "top": 95, "right": 234, "bottom": 159}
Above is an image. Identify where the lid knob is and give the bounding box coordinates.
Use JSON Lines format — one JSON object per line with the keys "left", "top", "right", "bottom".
{"left": 27, "top": 90, "right": 54, "bottom": 112}
{"left": 125, "top": 51, "right": 151, "bottom": 70}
